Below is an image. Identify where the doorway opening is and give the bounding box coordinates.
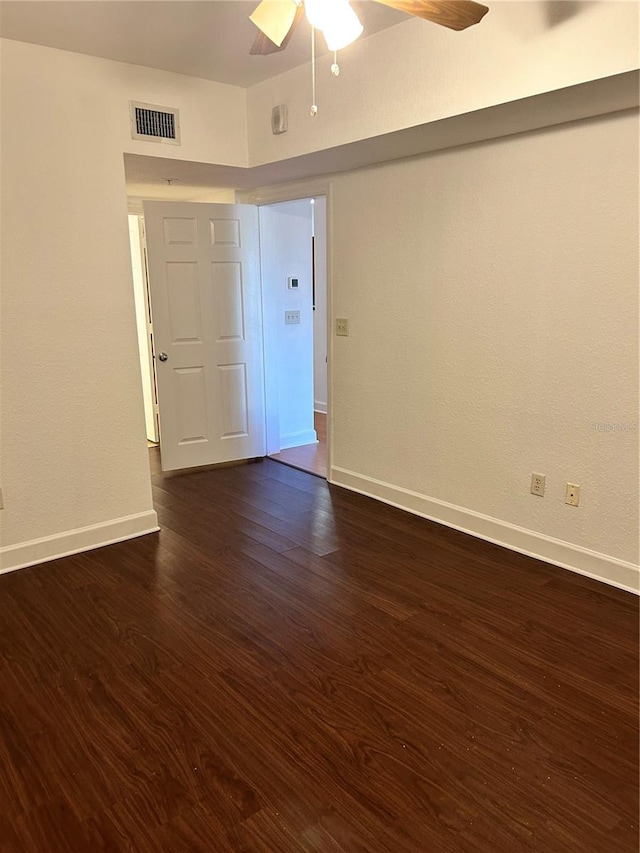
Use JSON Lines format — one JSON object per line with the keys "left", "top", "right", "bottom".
{"left": 128, "top": 190, "right": 329, "bottom": 478}
{"left": 269, "top": 411, "right": 327, "bottom": 477}
{"left": 259, "top": 196, "right": 328, "bottom": 479}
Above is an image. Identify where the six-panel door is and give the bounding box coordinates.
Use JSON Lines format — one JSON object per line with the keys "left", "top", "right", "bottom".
{"left": 143, "top": 201, "right": 266, "bottom": 471}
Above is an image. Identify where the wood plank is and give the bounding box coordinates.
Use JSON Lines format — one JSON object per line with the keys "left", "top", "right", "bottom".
{"left": 0, "top": 451, "right": 637, "bottom": 852}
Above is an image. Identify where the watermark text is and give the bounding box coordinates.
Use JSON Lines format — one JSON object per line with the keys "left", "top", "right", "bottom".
{"left": 590, "top": 421, "right": 638, "bottom": 433}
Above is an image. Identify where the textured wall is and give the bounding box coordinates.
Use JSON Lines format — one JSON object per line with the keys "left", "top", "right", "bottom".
{"left": 247, "top": 1, "right": 639, "bottom": 166}
{"left": 330, "top": 111, "right": 639, "bottom": 563}
{"left": 2, "top": 19, "right": 637, "bottom": 577}
{"left": 0, "top": 40, "right": 247, "bottom": 550}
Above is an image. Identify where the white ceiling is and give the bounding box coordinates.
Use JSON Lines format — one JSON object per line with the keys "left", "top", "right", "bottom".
{"left": 0, "top": 0, "right": 406, "bottom": 87}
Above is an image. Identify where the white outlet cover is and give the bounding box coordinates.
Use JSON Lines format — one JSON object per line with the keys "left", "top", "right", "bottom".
{"left": 530, "top": 472, "right": 545, "bottom": 496}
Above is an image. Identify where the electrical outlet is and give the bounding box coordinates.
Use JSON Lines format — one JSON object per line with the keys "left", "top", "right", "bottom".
{"left": 285, "top": 310, "right": 300, "bottom": 325}
{"left": 530, "top": 472, "right": 545, "bottom": 497}
{"left": 565, "top": 483, "right": 580, "bottom": 507}
{"left": 336, "top": 318, "right": 349, "bottom": 336}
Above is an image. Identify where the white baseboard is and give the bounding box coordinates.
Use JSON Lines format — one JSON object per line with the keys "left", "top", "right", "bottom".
{"left": 279, "top": 429, "right": 318, "bottom": 450}
{"left": 329, "top": 467, "right": 639, "bottom": 595}
{"left": 0, "top": 510, "right": 160, "bottom": 576}
{"left": 314, "top": 402, "right": 327, "bottom": 415}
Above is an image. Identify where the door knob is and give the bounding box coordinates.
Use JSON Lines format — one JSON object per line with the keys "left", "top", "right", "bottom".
{"left": 158, "top": 352, "right": 168, "bottom": 362}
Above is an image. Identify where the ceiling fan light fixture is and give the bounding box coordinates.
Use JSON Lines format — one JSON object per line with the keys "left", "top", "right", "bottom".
{"left": 305, "top": 0, "right": 363, "bottom": 50}
{"left": 303, "top": 0, "right": 332, "bottom": 30}
{"left": 321, "top": 4, "right": 364, "bottom": 51}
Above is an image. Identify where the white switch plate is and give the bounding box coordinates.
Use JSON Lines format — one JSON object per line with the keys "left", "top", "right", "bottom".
{"left": 285, "top": 310, "right": 300, "bottom": 325}
{"left": 336, "top": 318, "right": 349, "bottom": 336}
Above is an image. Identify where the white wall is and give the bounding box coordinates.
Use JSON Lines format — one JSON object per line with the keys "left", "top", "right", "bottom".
{"left": 1, "top": 17, "right": 637, "bottom": 590}
{"left": 247, "top": 1, "right": 639, "bottom": 166}
{"left": 328, "top": 110, "right": 639, "bottom": 587}
{"left": 259, "top": 200, "right": 316, "bottom": 451}
{"left": 0, "top": 39, "right": 247, "bottom": 568}
{"left": 313, "top": 197, "right": 328, "bottom": 413}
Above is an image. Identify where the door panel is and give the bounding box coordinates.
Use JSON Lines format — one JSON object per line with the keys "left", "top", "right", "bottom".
{"left": 214, "top": 263, "right": 244, "bottom": 339}
{"left": 219, "top": 363, "right": 249, "bottom": 437}
{"left": 167, "top": 262, "right": 201, "bottom": 341}
{"left": 143, "top": 201, "right": 265, "bottom": 471}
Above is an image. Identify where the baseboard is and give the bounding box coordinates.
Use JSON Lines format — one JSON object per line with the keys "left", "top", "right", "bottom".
{"left": 329, "top": 467, "right": 639, "bottom": 595}
{"left": 279, "top": 429, "right": 318, "bottom": 450}
{"left": 314, "top": 402, "right": 327, "bottom": 415}
{"left": 0, "top": 510, "right": 160, "bottom": 576}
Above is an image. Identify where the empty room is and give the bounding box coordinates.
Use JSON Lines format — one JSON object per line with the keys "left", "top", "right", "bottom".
{"left": 1, "top": 1, "right": 638, "bottom": 850}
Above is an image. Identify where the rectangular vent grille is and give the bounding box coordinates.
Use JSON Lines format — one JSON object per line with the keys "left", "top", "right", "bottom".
{"left": 130, "top": 101, "right": 180, "bottom": 145}
{"left": 136, "top": 107, "right": 174, "bottom": 139}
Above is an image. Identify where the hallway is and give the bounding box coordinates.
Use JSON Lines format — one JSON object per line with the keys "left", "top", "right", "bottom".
{"left": 269, "top": 411, "right": 327, "bottom": 478}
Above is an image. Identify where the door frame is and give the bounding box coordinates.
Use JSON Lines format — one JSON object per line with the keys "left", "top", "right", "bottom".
{"left": 129, "top": 212, "right": 159, "bottom": 443}
{"left": 237, "top": 179, "right": 334, "bottom": 482}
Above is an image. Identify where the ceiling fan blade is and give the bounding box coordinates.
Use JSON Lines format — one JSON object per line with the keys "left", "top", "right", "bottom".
{"left": 249, "top": 0, "right": 301, "bottom": 54}
{"left": 250, "top": 29, "right": 286, "bottom": 55}
{"left": 371, "top": 0, "right": 489, "bottom": 31}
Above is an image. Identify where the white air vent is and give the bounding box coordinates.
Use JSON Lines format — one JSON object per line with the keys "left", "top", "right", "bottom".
{"left": 130, "top": 101, "right": 180, "bottom": 145}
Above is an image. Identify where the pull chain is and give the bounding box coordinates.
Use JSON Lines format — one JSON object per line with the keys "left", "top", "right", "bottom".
{"left": 331, "top": 51, "right": 340, "bottom": 76}
{"left": 310, "top": 26, "right": 318, "bottom": 117}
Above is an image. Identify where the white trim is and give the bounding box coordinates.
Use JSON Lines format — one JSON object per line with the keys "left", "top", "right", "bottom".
{"left": 279, "top": 429, "right": 318, "bottom": 450}
{"left": 0, "top": 511, "right": 160, "bottom": 576}
{"left": 314, "top": 401, "right": 327, "bottom": 414}
{"left": 237, "top": 179, "right": 332, "bottom": 207}
{"left": 329, "top": 467, "right": 640, "bottom": 595}
{"left": 127, "top": 197, "right": 145, "bottom": 216}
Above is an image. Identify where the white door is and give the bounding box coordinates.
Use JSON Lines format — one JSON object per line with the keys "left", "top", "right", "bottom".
{"left": 143, "top": 201, "right": 265, "bottom": 472}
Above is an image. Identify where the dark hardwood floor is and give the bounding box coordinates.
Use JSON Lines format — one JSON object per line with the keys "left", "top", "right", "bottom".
{"left": 1, "top": 451, "right": 638, "bottom": 852}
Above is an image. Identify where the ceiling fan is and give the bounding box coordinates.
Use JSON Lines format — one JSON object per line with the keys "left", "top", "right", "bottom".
{"left": 249, "top": 0, "right": 490, "bottom": 56}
